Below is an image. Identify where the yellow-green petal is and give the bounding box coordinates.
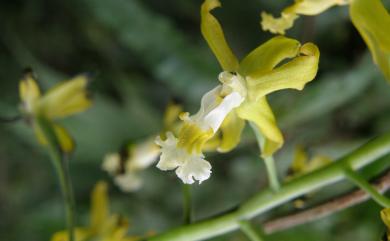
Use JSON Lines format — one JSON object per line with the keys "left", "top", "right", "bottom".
{"left": 19, "top": 70, "right": 41, "bottom": 114}
{"left": 288, "top": 0, "right": 348, "bottom": 15}
{"left": 260, "top": 11, "right": 298, "bottom": 35}
{"left": 239, "top": 36, "right": 301, "bottom": 76}
{"left": 350, "top": 0, "right": 390, "bottom": 82}
{"left": 236, "top": 97, "right": 283, "bottom": 157}
{"left": 201, "top": 0, "right": 239, "bottom": 71}
{"left": 163, "top": 102, "right": 182, "bottom": 128}
{"left": 33, "top": 122, "right": 75, "bottom": 153}
{"left": 290, "top": 146, "right": 308, "bottom": 174}
{"left": 50, "top": 228, "right": 89, "bottom": 241}
{"left": 217, "top": 111, "right": 245, "bottom": 153}
{"left": 382, "top": 208, "right": 390, "bottom": 229}
{"left": 260, "top": 0, "right": 347, "bottom": 35}
{"left": 203, "top": 134, "right": 221, "bottom": 152}
{"left": 90, "top": 181, "right": 109, "bottom": 232}
{"left": 246, "top": 42, "right": 319, "bottom": 101}
{"left": 39, "top": 74, "right": 92, "bottom": 119}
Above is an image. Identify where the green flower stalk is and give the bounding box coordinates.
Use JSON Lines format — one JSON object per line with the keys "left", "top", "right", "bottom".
{"left": 18, "top": 70, "right": 92, "bottom": 241}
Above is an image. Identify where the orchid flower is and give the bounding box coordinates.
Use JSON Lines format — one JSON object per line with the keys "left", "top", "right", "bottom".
{"left": 261, "top": 0, "right": 390, "bottom": 82}
{"left": 51, "top": 181, "right": 139, "bottom": 241}
{"left": 286, "top": 147, "right": 332, "bottom": 208}
{"left": 287, "top": 146, "right": 332, "bottom": 180}
{"left": 155, "top": 0, "right": 320, "bottom": 185}
{"left": 102, "top": 102, "right": 182, "bottom": 191}
{"left": 102, "top": 138, "right": 160, "bottom": 192}
{"left": 19, "top": 70, "right": 91, "bottom": 153}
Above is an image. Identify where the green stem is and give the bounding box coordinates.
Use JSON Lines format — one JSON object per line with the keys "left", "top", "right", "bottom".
{"left": 36, "top": 116, "right": 75, "bottom": 241}
{"left": 343, "top": 167, "right": 390, "bottom": 208}
{"left": 183, "top": 184, "right": 192, "bottom": 224}
{"left": 148, "top": 132, "right": 390, "bottom": 241}
{"left": 264, "top": 156, "right": 280, "bottom": 191}
{"left": 249, "top": 122, "right": 280, "bottom": 191}
{"left": 239, "top": 220, "right": 264, "bottom": 241}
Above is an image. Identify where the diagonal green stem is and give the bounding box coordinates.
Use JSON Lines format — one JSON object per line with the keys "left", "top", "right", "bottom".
{"left": 182, "top": 184, "right": 192, "bottom": 224}
{"left": 36, "top": 115, "right": 75, "bottom": 241}
{"left": 343, "top": 167, "right": 390, "bottom": 208}
{"left": 149, "top": 132, "right": 390, "bottom": 241}
{"left": 249, "top": 122, "right": 280, "bottom": 191}
{"left": 239, "top": 220, "right": 265, "bottom": 241}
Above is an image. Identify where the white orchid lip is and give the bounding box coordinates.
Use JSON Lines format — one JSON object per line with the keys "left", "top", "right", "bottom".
{"left": 203, "top": 91, "right": 244, "bottom": 132}
{"left": 155, "top": 132, "right": 212, "bottom": 184}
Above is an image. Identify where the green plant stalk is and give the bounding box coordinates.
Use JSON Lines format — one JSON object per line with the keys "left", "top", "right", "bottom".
{"left": 239, "top": 220, "right": 264, "bottom": 241}
{"left": 249, "top": 122, "right": 280, "bottom": 191}
{"left": 183, "top": 184, "right": 192, "bottom": 224}
{"left": 344, "top": 167, "right": 390, "bottom": 208}
{"left": 36, "top": 115, "right": 75, "bottom": 241}
{"left": 263, "top": 156, "right": 280, "bottom": 191}
{"left": 148, "top": 132, "right": 390, "bottom": 241}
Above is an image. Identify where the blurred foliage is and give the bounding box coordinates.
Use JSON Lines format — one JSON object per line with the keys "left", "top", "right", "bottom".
{"left": 0, "top": 0, "right": 389, "bottom": 241}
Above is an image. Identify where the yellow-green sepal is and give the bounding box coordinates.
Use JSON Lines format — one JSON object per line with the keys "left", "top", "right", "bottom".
{"left": 50, "top": 228, "right": 89, "bottom": 241}
{"left": 239, "top": 36, "right": 301, "bottom": 76}
{"left": 39, "top": 74, "right": 92, "bottom": 119}
{"left": 217, "top": 111, "right": 245, "bottom": 153}
{"left": 236, "top": 97, "right": 283, "bottom": 158}
{"left": 90, "top": 181, "right": 109, "bottom": 233}
{"left": 246, "top": 42, "right": 319, "bottom": 100}
{"left": 201, "top": 0, "right": 239, "bottom": 71}
{"left": 19, "top": 70, "right": 41, "bottom": 114}
{"left": 34, "top": 120, "right": 75, "bottom": 153}
{"left": 350, "top": 0, "right": 390, "bottom": 82}
{"left": 260, "top": 0, "right": 348, "bottom": 35}
{"left": 288, "top": 0, "right": 348, "bottom": 16}
{"left": 381, "top": 208, "right": 390, "bottom": 240}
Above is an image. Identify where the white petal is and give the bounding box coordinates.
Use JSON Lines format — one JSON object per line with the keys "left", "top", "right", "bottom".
{"left": 190, "top": 85, "right": 222, "bottom": 124}
{"left": 175, "top": 155, "right": 212, "bottom": 184}
{"left": 101, "top": 153, "right": 121, "bottom": 175}
{"left": 203, "top": 91, "right": 244, "bottom": 132}
{"left": 127, "top": 137, "right": 160, "bottom": 171}
{"left": 114, "top": 173, "right": 143, "bottom": 192}
{"left": 155, "top": 132, "right": 186, "bottom": 170}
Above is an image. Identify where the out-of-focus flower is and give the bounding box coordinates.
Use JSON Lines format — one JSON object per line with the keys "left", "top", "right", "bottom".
{"left": 261, "top": 0, "right": 348, "bottom": 34}
{"left": 19, "top": 69, "right": 91, "bottom": 153}
{"left": 102, "top": 102, "right": 182, "bottom": 192}
{"left": 287, "top": 146, "right": 332, "bottom": 180}
{"left": 261, "top": 0, "right": 390, "bottom": 82}
{"left": 381, "top": 208, "right": 390, "bottom": 240}
{"left": 155, "top": 0, "right": 320, "bottom": 185}
{"left": 286, "top": 147, "right": 332, "bottom": 208}
{"left": 51, "top": 181, "right": 139, "bottom": 241}
{"left": 102, "top": 138, "right": 160, "bottom": 192}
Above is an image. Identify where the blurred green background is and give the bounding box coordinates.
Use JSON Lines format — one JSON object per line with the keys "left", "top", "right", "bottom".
{"left": 0, "top": 0, "right": 389, "bottom": 240}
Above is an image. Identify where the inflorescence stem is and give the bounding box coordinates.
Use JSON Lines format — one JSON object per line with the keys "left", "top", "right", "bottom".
{"left": 149, "top": 132, "right": 390, "bottom": 241}
{"left": 37, "top": 115, "right": 75, "bottom": 241}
